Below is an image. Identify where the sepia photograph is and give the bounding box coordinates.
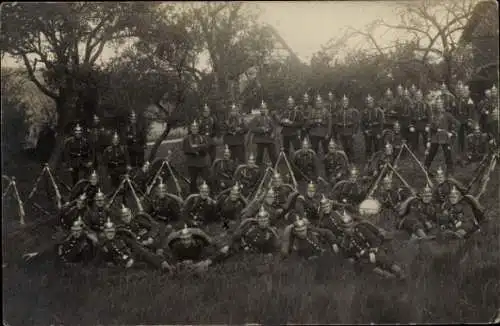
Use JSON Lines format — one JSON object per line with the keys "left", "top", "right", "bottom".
{"left": 1, "top": 0, "right": 499, "bottom": 324}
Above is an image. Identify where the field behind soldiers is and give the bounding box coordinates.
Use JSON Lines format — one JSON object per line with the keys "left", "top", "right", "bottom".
{"left": 3, "top": 134, "right": 500, "bottom": 325}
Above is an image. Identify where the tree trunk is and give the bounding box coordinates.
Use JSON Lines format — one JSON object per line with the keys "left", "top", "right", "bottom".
{"left": 47, "top": 98, "right": 70, "bottom": 170}
{"left": 147, "top": 122, "right": 172, "bottom": 162}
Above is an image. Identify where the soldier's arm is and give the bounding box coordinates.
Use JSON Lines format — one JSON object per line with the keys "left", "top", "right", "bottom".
{"left": 182, "top": 137, "right": 197, "bottom": 154}
{"left": 327, "top": 112, "right": 333, "bottom": 138}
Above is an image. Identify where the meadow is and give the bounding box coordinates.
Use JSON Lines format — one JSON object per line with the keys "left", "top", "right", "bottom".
{"left": 2, "top": 135, "right": 499, "bottom": 325}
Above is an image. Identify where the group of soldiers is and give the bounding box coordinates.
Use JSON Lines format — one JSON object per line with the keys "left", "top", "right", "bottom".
{"left": 24, "top": 80, "right": 497, "bottom": 279}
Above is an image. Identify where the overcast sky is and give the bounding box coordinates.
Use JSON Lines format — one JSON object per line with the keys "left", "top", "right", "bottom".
{"left": 1, "top": 1, "right": 407, "bottom": 68}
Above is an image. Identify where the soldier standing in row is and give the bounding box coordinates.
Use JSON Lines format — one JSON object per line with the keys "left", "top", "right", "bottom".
{"left": 222, "top": 104, "right": 248, "bottom": 164}
{"left": 361, "top": 94, "right": 385, "bottom": 161}
{"left": 279, "top": 96, "right": 304, "bottom": 158}
{"left": 333, "top": 95, "right": 359, "bottom": 162}
{"left": 103, "top": 132, "right": 130, "bottom": 190}
{"left": 198, "top": 104, "right": 219, "bottom": 164}
{"left": 249, "top": 101, "right": 278, "bottom": 166}
{"left": 453, "top": 83, "right": 476, "bottom": 154}
{"left": 64, "top": 124, "right": 93, "bottom": 186}
{"left": 424, "top": 97, "right": 460, "bottom": 175}
{"left": 381, "top": 88, "right": 398, "bottom": 129}
{"left": 409, "top": 89, "right": 431, "bottom": 153}
{"left": 305, "top": 95, "right": 331, "bottom": 156}
{"left": 182, "top": 120, "right": 211, "bottom": 194}
{"left": 327, "top": 92, "right": 338, "bottom": 141}
{"left": 126, "top": 111, "right": 145, "bottom": 168}
{"left": 399, "top": 88, "right": 413, "bottom": 144}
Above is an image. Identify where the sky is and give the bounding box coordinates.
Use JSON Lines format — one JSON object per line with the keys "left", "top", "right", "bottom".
{"left": 1, "top": 1, "right": 405, "bottom": 69}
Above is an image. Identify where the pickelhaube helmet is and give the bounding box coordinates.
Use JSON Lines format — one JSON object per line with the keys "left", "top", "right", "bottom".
{"left": 393, "top": 121, "right": 401, "bottom": 130}
{"left": 386, "top": 88, "right": 393, "bottom": 97}
{"left": 492, "top": 85, "right": 498, "bottom": 95}
{"left": 112, "top": 131, "right": 119, "bottom": 143}
{"left": 316, "top": 94, "right": 323, "bottom": 105}
{"left": 203, "top": 103, "right": 210, "bottom": 111}
{"left": 71, "top": 216, "right": 84, "bottom": 231}
{"left": 366, "top": 94, "right": 374, "bottom": 103}
{"left": 473, "top": 122, "right": 481, "bottom": 132}
{"left": 179, "top": 224, "right": 191, "bottom": 240}
{"left": 93, "top": 114, "right": 100, "bottom": 124}
{"left": 302, "top": 136, "right": 310, "bottom": 148}
{"left": 416, "top": 89, "right": 423, "bottom": 98}
{"left": 273, "top": 172, "right": 282, "bottom": 182}
{"left": 95, "top": 188, "right": 105, "bottom": 201}
{"left": 397, "top": 84, "right": 404, "bottom": 93}
{"left": 328, "top": 138, "right": 337, "bottom": 149}
{"left": 293, "top": 216, "right": 307, "bottom": 233}
{"left": 307, "top": 181, "right": 316, "bottom": 193}
{"left": 104, "top": 218, "right": 114, "bottom": 231}
{"left": 223, "top": 144, "right": 231, "bottom": 158}
{"left": 248, "top": 152, "right": 256, "bottom": 164}
{"left": 303, "top": 93, "right": 309, "bottom": 103}
{"left": 350, "top": 166, "right": 359, "bottom": 177}
{"left": 328, "top": 91, "right": 334, "bottom": 100}
{"left": 403, "top": 88, "right": 410, "bottom": 97}
{"left": 340, "top": 210, "right": 354, "bottom": 227}
{"left": 156, "top": 180, "right": 167, "bottom": 193}
{"left": 191, "top": 120, "right": 199, "bottom": 130}
{"left": 74, "top": 124, "right": 83, "bottom": 133}
{"left": 199, "top": 180, "right": 209, "bottom": 193}
{"left": 383, "top": 174, "right": 392, "bottom": 186}
{"left": 78, "top": 193, "right": 87, "bottom": 202}
{"left": 342, "top": 94, "right": 348, "bottom": 102}
{"left": 120, "top": 204, "right": 131, "bottom": 219}
{"left": 260, "top": 100, "right": 267, "bottom": 110}
{"left": 258, "top": 205, "right": 269, "bottom": 219}
{"left": 410, "top": 84, "right": 417, "bottom": 93}
{"left": 385, "top": 142, "right": 393, "bottom": 154}
{"left": 142, "top": 161, "right": 150, "bottom": 171}
{"left": 231, "top": 103, "right": 237, "bottom": 111}
{"left": 436, "top": 166, "right": 445, "bottom": 181}
{"left": 287, "top": 96, "right": 295, "bottom": 105}
{"left": 230, "top": 182, "right": 240, "bottom": 195}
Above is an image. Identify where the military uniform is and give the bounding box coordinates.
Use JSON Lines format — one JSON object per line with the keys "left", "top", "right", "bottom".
{"left": 453, "top": 97, "right": 476, "bottom": 153}
{"left": 222, "top": 107, "right": 248, "bottom": 164}
{"left": 57, "top": 221, "right": 95, "bottom": 264}
{"left": 64, "top": 125, "right": 93, "bottom": 186}
{"left": 323, "top": 140, "right": 350, "bottom": 185}
{"left": 198, "top": 108, "right": 219, "bottom": 164}
{"left": 423, "top": 102, "right": 460, "bottom": 173}
{"left": 291, "top": 139, "right": 319, "bottom": 181}
{"left": 381, "top": 90, "right": 398, "bottom": 129}
{"left": 227, "top": 211, "right": 280, "bottom": 254}
{"left": 361, "top": 97, "right": 385, "bottom": 159}
{"left": 304, "top": 97, "right": 332, "bottom": 155}
{"left": 215, "top": 186, "right": 248, "bottom": 229}
{"left": 233, "top": 156, "right": 263, "bottom": 198}
{"left": 147, "top": 192, "right": 183, "bottom": 227}
{"left": 333, "top": 97, "right": 360, "bottom": 161}
{"left": 182, "top": 187, "right": 217, "bottom": 227}
{"left": 464, "top": 129, "right": 490, "bottom": 163}
{"left": 279, "top": 98, "right": 305, "bottom": 157}
{"left": 409, "top": 97, "right": 432, "bottom": 152}
{"left": 126, "top": 124, "right": 145, "bottom": 168}
{"left": 103, "top": 135, "right": 130, "bottom": 189}
{"left": 211, "top": 147, "right": 238, "bottom": 194}
{"left": 182, "top": 121, "right": 211, "bottom": 194}
{"left": 439, "top": 199, "right": 478, "bottom": 235}
{"left": 249, "top": 104, "right": 278, "bottom": 166}
{"left": 87, "top": 205, "right": 110, "bottom": 234}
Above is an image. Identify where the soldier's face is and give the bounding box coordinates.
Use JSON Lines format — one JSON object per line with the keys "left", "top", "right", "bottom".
{"left": 385, "top": 147, "right": 393, "bottom": 156}
{"left": 200, "top": 189, "right": 209, "bottom": 199}
{"left": 342, "top": 99, "right": 349, "bottom": 108}
{"left": 157, "top": 188, "right": 166, "bottom": 199}
{"left": 191, "top": 126, "right": 199, "bottom": 135}
{"left": 265, "top": 193, "right": 274, "bottom": 205}
{"left": 366, "top": 100, "right": 374, "bottom": 108}
{"left": 287, "top": 102, "right": 294, "bottom": 109}
{"left": 181, "top": 236, "right": 193, "bottom": 247}
{"left": 104, "top": 229, "right": 115, "bottom": 240}
{"left": 449, "top": 194, "right": 459, "bottom": 205}
{"left": 321, "top": 203, "right": 331, "bottom": 214}
{"left": 273, "top": 177, "right": 282, "bottom": 187}
{"left": 130, "top": 116, "right": 136, "bottom": 124}
{"left": 328, "top": 145, "right": 336, "bottom": 153}
{"left": 90, "top": 175, "right": 98, "bottom": 186}
{"left": 474, "top": 127, "right": 481, "bottom": 134}
{"left": 492, "top": 89, "right": 498, "bottom": 97}
{"left": 436, "top": 175, "right": 445, "bottom": 184}
{"left": 230, "top": 108, "right": 238, "bottom": 116}
{"left": 71, "top": 228, "right": 83, "bottom": 238}
{"left": 203, "top": 108, "right": 210, "bottom": 117}
{"left": 307, "top": 189, "right": 315, "bottom": 198}
{"left": 394, "top": 125, "right": 400, "bottom": 133}
{"left": 112, "top": 137, "right": 119, "bottom": 146}
{"left": 75, "top": 131, "right": 82, "bottom": 139}
{"left": 230, "top": 191, "right": 239, "bottom": 201}
{"left": 383, "top": 180, "right": 392, "bottom": 190}
{"left": 302, "top": 142, "right": 310, "bottom": 150}
{"left": 422, "top": 193, "right": 432, "bottom": 204}
{"left": 260, "top": 108, "right": 268, "bottom": 115}
{"left": 257, "top": 217, "right": 269, "bottom": 228}
{"left": 95, "top": 198, "right": 105, "bottom": 207}
{"left": 416, "top": 93, "right": 423, "bottom": 101}
{"left": 122, "top": 213, "right": 132, "bottom": 224}
{"left": 349, "top": 173, "right": 358, "bottom": 182}
{"left": 386, "top": 93, "right": 393, "bottom": 100}
{"left": 76, "top": 200, "right": 85, "bottom": 209}
{"left": 223, "top": 151, "right": 231, "bottom": 160}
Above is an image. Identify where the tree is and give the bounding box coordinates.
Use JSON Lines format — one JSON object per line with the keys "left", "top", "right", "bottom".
{"left": 0, "top": 2, "right": 162, "bottom": 167}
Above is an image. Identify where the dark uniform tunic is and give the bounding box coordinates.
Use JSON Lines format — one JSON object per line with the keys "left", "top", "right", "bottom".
{"left": 452, "top": 98, "right": 476, "bottom": 153}
{"left": 361, "top": 106, "right": 385, "bottom": 159}
{"left": 292, "top": 148, "right": 319, "bottom": 181}
{"left": 182, "top": 133, "right": 211, "bottom": 194}
{"left": 57, "top": 234, "right": 95, "bottom": 264}
{"left": 280, "top": 108, "right": 305, "bottom": 157}
{"left": 409, "top": 100, "right": 432, "bottom": 152}
{"left": 103, "top": 144, "right": 130, "bottom": 189}
{"left": 333, "top": 108, "right": 359, "bottom": 161}
{"left": 423, "top": 112, "right": 459, "bottom": 173}
{"left": 198, "top": 115, "right": 219, "bottom": 164}
{"left": 182, "top": 194, "right": 217, "bottom": 227}
{"left": 249, "top": 114, "right": 278, "bottom": 166}
{"left": 222, "top": 115, "right": 248, "bottom": 164}
{"left": 211, "top": 158, "right": 237, "bottom": 194}
{"left": 304, "top": 108, "right": 332, "bottom": 155}
{"left": 324, "top": 150, "right": 349, "bottom": 185}
{"left": 64, "top": 136, "right": 93, "bottom": 185}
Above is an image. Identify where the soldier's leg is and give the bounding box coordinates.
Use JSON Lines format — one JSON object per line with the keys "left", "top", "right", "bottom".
{"left": 208, "top": 144, "right": 217, "bottom": 164}
{"left": 267, "top": 143, "right": 278, "bottom": 167}
{"left": 310, "top": 136, "right": 320, "bottom": 154}
{"left": 71, "top": 168, "right": 80, "bottom": 186}
{"left": 458, "top": 124, "right": 466, "bottom": 153}
{"left": 188, "top": 167, "right": 200, "bottom": 194}
{"left": 291, "top": 135, "right": 301, "bottom": 154}
{"left": 363, "top": 134, "right": 372, "bottom": 160}
{"left": 320, "top": 137, "right": 329, "bottom": 157}
{"left": 282, "top": 136, "right": 292, "bottom": 157}
{"left": 424, "top": 143, "right": 439, "bottom": 170}
{"left": 442, "top": 143, "right": 454, "bottom": 175}
{"left": 256, "top": 144, "right": 265, "bottom": 165}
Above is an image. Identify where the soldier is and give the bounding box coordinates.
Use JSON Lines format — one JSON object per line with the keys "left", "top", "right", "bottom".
{"left": 269, "top": 172, "right": 296, "bottom": 217}
{"left": 215, "top": 182, "right": 248, "bottom": 229}
{"left": 222, "top": 104, "right": 248, "bottom": 164}
{"left": 331, "top": 166, "right": 368, "bottom": 212}
{"left": 116, "top": 205, "right": 160, "bottom": 252}
{"left": 88, "top": 114, "right": 103, "bottom": 168}
{"left": 333, "top": 95, "right": 360, "bottom": 161}
{"left": 133, "top": 161, "right": 152, "bottom": 193}
{"left": 323, "top": 139, "right": 350, "bottom": 185}
{"left": 336, "top": 211, "right": 405, "bottom": 279}
{"left": 56, "top": 217, "right": 96, "bottom": 264}
{"left": 463, "top": 123, "right": 491, "bottom": 165}
{"left": 182, "top": 181, "right": 217, "bottom": 227}
{"left": 249, "top": 101, "right": 278, "bottom": 166}
{"left": 64, "top": 124, "right": 93, "bottom": 186}
{"left": 398, "top": 184, "right": 438, "bottom": 239}
{"left": 424, "top": 96, "right": 460, "bottom": 174}
{"left": 69, "top": 169, "right": 100, "bottom": 204}
{"left": 440, "top": 82, "right": 456, "bottom": 112}
{"left": 382, "top": 121, "right": 405, "bottom": 160}
{"left": 164, "top": 224, "right": 228, "bottom": 272}
{"left": 126, "top": 111, "right": 145, "bottom": 168}
{"left": 87, "top": 189, "right": 111, "bottom": 235}
{"left": 304, "top": 95, "right": 332, "bottom": 155}
{"left": 453, "top": 84, "right": 476, "bottom": 154}
{"left": 233, "top": 153, "right": 263, "bottom": 198}
{"left": 318, "top": 196, "right": 346, "bottom": 239}
{"left": 381, "top": 88, "right": 398, "bottom": 129}
{"left": 410, "top": 84, "right": 418, "bottom": 99}
{"left": 432, "top": 166, "right": 466, "bottom": 205}
{"left": 100, "top": 218, "right": 171, "bottom": 271}
{"left": 222, "top": 206, "right": 280, "bottom": 255}
{"left": 480, "top": 85, "right": 498, "bottom": 134}
{"left": 409, "top": 89, "right": 432, "bottom": 153}
{"left": 400, "top": 88, "right": 413, "bottom": 143}
{"left": 183, "top": 120, "right": 211, "bottom": 194}
{"left": 373, "top": 175, "right": 412, "bottom": 230}
{"left": 103, "top": 132, "right": 131, "bottom": 190}
{"left": 327, "top": 91, "right": 339, "bottom": 141}
{"left": 242, "top": 187, "right": 281, "bottom": 223}
{"left": 146, "top": 181, "right": 183, "bottom": 228}
{"left": 198, "top": 104, "right": 219, "bottom": 164}
{"left": 294, "top": 181, "right": 323, "bottom": 223}
{"left": 291, "top": 137, "right": 320, "bottom": 182}
{"left": 301, "top": 93, "right": 313, "bottom": 140}
{"left": 366, "top": 143, "right": 395, "bottom": 177}
{"left": 281, "top": 216, "right": 337, "bottom": 260}
{"left": 211, "top": 145, "right": 237, "bottom": 194}
{"left": 439, "top": 186, "right": 482, "bottom": 238}
{"left": 279, "top": 96, "right": 305, "bottom": 157}
{"left": 361, "top": 94, "right": 385, "bottom": 160}
{"left": 59, "top": 193, "right": 90, "bottom": 230}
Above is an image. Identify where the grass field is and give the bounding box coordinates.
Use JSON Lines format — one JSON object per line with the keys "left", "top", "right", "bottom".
{"left": 2, "top": 135, "right": 500, "bottom": 325}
